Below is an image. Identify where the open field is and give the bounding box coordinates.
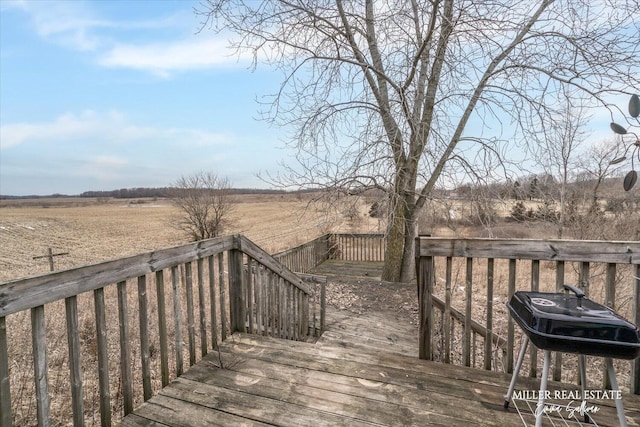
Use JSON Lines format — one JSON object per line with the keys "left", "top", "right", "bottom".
{"left": 1, "top": 194, "right": 637, "bottom": 425}
{"left": 0, "top": 194, "right": 381, "bottom": 283}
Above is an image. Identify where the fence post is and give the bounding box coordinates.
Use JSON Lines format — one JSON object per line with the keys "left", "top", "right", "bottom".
{"left": 416, "top": 236, "right": 433, "bottom": 360}
{"left": 228, "top": 235, "right": 246, "bottom": 333}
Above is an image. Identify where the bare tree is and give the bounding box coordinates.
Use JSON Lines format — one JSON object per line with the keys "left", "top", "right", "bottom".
{"left": 529, "top": 88, "right": 590, "bottom": 238}
{"left": 578, "top": 137, "right": 627, "bottom": 206}
{"left": 198, "top": 0, "right": 640, "bottom": 282}
{"left": 168, "top": 172, "right": 234, "bottom": 241}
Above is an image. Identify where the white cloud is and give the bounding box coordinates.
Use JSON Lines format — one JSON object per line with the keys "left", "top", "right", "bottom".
{"left": 5, "top": 0, "right": 248, "bottom": 76}
{"left": 6, "top": 0, "right": 109, "bottom": 51}
{"left": 99, "top": 37, "right": 248, "bottom": 77}
{"left": 0, "top": 110, "right": 232, "bottom": 150}
{"left": 0, "top": 110, "right": 242, "bottom": 193}
{"left": 75, "top": 155, "right": 130, "bottom": 183}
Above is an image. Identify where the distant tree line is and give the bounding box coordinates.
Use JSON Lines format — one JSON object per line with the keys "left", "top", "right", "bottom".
{"left": 1, "top": 186, "right": 326, "bottom": 200}
{"left": 79, "top": 187, "right": 292, "bottom": 199}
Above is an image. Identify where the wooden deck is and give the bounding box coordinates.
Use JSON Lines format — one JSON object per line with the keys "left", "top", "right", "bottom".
{"left": 122, "top": 300, "right": 640, "bottom": 426}
{"left": 311, "top": 259, "right": 384, "bottom": 279}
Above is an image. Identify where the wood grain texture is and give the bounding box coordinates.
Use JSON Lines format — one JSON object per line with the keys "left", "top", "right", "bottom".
{"left": 0, "top": 236, "right": 235, "bottom": 317}
{"left": 417, "top": 237, "right": 640, "bottom": 263}
{"left": 65, "top": 296, "right": 83, "bottom": 427}
{"left": 122, "top": 306, "right": 640, "bottom": 426}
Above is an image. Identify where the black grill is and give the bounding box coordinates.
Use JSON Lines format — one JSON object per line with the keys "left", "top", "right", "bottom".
{"left": 507, "top": 286, "right": 640, "bottom": 359}
{"left": 503, "top": 284, "right": 640, "bottom": 427}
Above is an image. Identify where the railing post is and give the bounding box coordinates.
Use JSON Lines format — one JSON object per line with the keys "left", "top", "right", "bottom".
{"left": 416, "top": 237, "right": 433, "bottom": 360}
{"left": 632, "top": 264, "right": 640, "bottom": 395}
{"left": 117, "top": 280, "right": 134, "bottom": 415}
{"left": 31, "top": 305, "right": 50, "bottom": 426}
{"left": 0, "top": 316, "right": 11, "bottom": 427}
{"left": 228, "top": 236, "right": 246, "bottom": 333}
{"left": 65, "top": 295, "right": 83, "bottom": 427}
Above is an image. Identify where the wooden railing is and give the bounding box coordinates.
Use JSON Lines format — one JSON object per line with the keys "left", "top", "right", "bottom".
{"left": 416, "top": 237, "right": 640, "bottom": 395}
{"left": 272, "top": 233, "right": 386, "bottom": 273}
{"left": 272, "top": 235, "right": 331, "bottom": 273}
{"left": 0, "top": 234, "right": 323, "bottom": 426}
{"left": 329, "top": 233, "right": 386, "bottom": 262}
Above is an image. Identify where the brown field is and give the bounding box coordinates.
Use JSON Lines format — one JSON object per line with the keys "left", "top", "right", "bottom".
{"left": 0, "top": 194, "right": 381, "bottom": 283}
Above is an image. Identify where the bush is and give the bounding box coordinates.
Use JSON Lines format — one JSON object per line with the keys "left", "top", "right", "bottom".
{"left": 369, "top": 200, "right": 386, "bottom": 218}
{"left": 509, "top": 201, "right": 529, "bottom": 222}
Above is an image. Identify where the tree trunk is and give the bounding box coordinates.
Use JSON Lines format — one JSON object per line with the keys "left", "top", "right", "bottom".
{"left": 383, "top": 185, "right": 419, "bottom": 283}
{"left": 400, "top": 213, "right": 417, "bottom": 283}
{"left": 382, "top": 197, "right": 405, "bottom": 282}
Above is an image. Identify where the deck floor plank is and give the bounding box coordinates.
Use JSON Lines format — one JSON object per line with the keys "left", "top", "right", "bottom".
{"left": 123, "top": 287, "right": 640, "bottom": 426}
{"left": 120, "top": 393, "right": 269, "bottom": 427}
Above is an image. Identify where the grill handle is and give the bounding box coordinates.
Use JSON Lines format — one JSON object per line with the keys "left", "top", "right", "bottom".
{"left": 563, "top": 284, "right": 585, "bottom": 308}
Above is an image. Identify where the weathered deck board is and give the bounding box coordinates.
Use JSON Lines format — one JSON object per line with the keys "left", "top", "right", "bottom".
{"left": 122, "top": 302, "right": 640, "bottom": 426}
{"left": 311, "top": 260, "right": 384, "bottom": 279}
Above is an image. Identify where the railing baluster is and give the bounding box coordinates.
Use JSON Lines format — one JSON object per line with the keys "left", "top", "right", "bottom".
{"left": 0, "top": 316, "right": 10, "bottom": 427}
{"left": 247, "top": 258, "right": 254, "bottom": 334}
{"left": 31, "top": 305, "right": 50, "bottom": 426}
{"left": 255, "top": 266, "right": 264, "bottom": 336}
{"left": 603, "top": 263, "right": 616, "bottom": 389}
{"left": 529, "top": 259, "right": 540, "bottom": 378}
{"left": 577, "top": 261, "right": 590, "bottom": 388}
{"left": 208, "top": 256, "right": 219, "bottom": 349}
{"left": 218, "top": 253, "right": 227, "bottom": 341}
{"left": 580, "top": 261, "right": 590, "bottom": 297}
{"left": 553, "top": 261, "right": 565, "bottom": 381}
{"left": 632, "top": 264, "right": 640, "bottom": 394}
{"left": 463, "top": 257, "right": 473, "bottom": 367}
{"left": 94, "top": 287, "right": 111, "bottom": 426}
{"left": 444, "top": 257, "right": 452, "bottom": 364}
{"left": 320, "top": 281, "right": 326, "bottom": 334}
{"left": 155, "top": 271, "right": 170, "bottom": 387}
{"left": 184, "top": 263, "right": 196, "bottom": 366}
{"left": 265, "top": 271, "right": 271, "bottom": 336}
{"left": 506, "top": 259, "right": 516, "bottom": 373}
{"left": 117, "top": 280, "right": 133, "bottom": 415}
{"left": 171, "top": 266, "right": 184, "bottom": 377}
{"left": 137, "top": 276, "right": 152, "bottom": 401}
{"left": 484, "top": 259, "right": 494, "bottom": 370}
{"left": 198, "top": 258, "right": 208, "bottom": 358}
{"left": 472, "top": 331, "right": 477, "bottom": 368}
{"left": 274, "top": 274, "right": 280, "bottom": 337}
{"left": 65, "top": 295, "right": 83, "bottom": 427}
{"left": 288, "top": 285, "right": 293, "bottom": 340}
{"left": 275, "top": 276, "right": 284, "bottom": 338}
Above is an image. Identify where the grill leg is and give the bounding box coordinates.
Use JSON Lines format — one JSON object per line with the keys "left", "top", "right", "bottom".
{"left": 504, "top": 335, "right": 529, "bottom": 409}
{"left": 535, "top": 350, "right": 551, "bottom": 427}
{"left": 578, "top": 354, "right": 590, "bottom": 423}
{"left": 605, "top": 358, "right": 627, "bottom": 427}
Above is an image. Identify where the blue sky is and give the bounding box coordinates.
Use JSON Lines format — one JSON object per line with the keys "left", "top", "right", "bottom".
{"left": 0, "top": 1, "right": 625, "bottom": 196}
{"left": 0, "top": 0, "right": 289, "bottom": 195}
